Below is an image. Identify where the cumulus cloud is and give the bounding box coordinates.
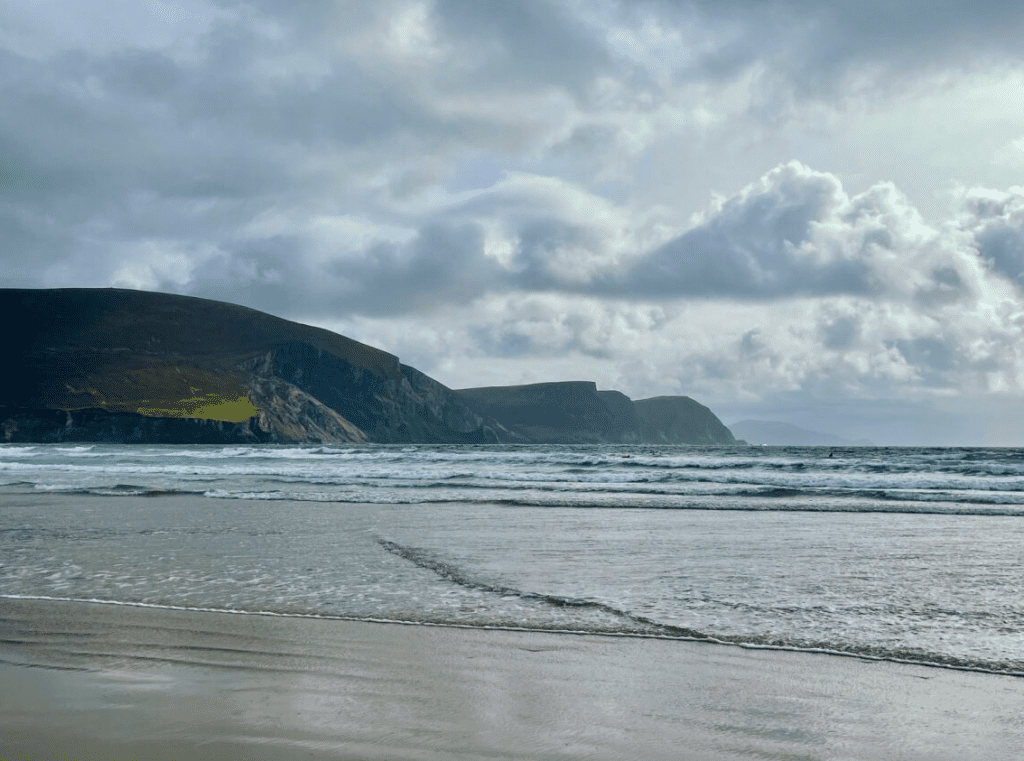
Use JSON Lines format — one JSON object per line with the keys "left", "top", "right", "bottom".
{"left": 957, "top": 186, "right": 1024, "bottom": 287}
{"left": 606, "top": 163, "right": 872, "bottom": 298}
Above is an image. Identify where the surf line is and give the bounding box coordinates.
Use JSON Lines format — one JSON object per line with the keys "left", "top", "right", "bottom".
{"left": 372, "top": 541, "right": 1024, "bottom": 679}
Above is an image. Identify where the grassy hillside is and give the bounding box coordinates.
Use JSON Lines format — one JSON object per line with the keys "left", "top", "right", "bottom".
{"left": 0, "top": 288, "right": 396, "bottom": 423}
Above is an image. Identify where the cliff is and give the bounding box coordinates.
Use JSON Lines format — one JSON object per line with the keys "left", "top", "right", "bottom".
{"left": 633, "top": 396, "right": 737, "bottom": 445}
{"left": 0, "top": 288, "right": 513, "bottom": 444}
{"left": 0, "top": 407, "right": 275, "bottom": 444}
{"left": 455, "top": 382, "right": 627, "bottom": 444}
{"left": 455, "top": 382, "right": 736, "bottom": 445}
{"left": 0, "top": 288, "right": 734, "bottom": 446}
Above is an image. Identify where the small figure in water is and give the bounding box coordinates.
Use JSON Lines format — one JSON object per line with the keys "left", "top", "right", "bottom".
{"left": 828, "top": 450, "right": 834, "bottom": 458}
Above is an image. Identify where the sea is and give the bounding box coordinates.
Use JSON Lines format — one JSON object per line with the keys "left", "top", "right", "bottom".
{"left": 2, "top": 443, "right": 1022, "bottom": 677}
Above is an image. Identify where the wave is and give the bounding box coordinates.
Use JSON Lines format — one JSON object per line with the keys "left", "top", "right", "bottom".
{"left": 9, "top": 458, "right": 1024, "bottom": 495}
{"left": 9, "top": 443, "right": 1024, "bottom": 514}
{"left": 484, "top": 497, "right": 1024, "bottom": 515}
{"left": 377, "top": 538, "right": 690, "bottom": 635}
{"left": 0, "top": 480, "right": 38, "bottom": 489}
{"left": 374, "top": 539, "right": 1024, "bottom": 676}
{"left": 192, "top": 487, "right": 1024, "bottom": 514}
{"left": 5, "top": 593, "right": 1021, "bottom": 679}
{"left": 32, "top": 483, "right": 207, "bottom": 498}
{"left": 239, "top": 477, "right": 1024, "bottom": 505}
{"left": 16, "top": 474, "right": 1024, "bottom": 513}
{"left": 730, "top": 486, "right": 1024, "bottom": 505}
{"left": 0, "top": 446, "right": 41, "bottom": 457}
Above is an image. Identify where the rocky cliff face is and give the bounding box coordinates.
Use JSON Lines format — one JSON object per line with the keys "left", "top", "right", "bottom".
{"left": 244, "top": 373, "right": 366, "bottom": 443}
{"left": 0, "top": 407, "right": 274, "bottom": 444}
{"left": 0, "top": 288, "right": 522, "bottom": 444}
{"left": 456, "top": 381, "right": 625, "bottom": 443}
{"left": 596, "top": 390, "right": 644, "bottom": 443}
{"left": 240, "top": 343, "right": 517, "bottom": 443}
{"left": 0, "top": 288, "right": 736, "bottom": 446}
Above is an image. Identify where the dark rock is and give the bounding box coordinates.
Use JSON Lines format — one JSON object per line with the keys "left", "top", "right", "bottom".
{"left": 633, "top": 396, "right": 737, "bottom": 445}
{"left": 239, "top": 343, "right": 518, "bottom": 443}
{"left": 456, "top": 381, "right": 624, "bottom": 443}
{"left": 0, "top": 407, "right": 273, "bottom": 444}
{"left": 596, "top": 390, "right": 644, "bottom": 443}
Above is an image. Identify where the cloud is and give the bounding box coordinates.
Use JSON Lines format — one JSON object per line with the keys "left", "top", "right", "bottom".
{"left": 605, "top": 162, "right": 872, "bottom": 298}
{"left": 6, "top": 0, "right": 1024, "bottom": 443}
{"left": 145, "top": 161, "right": 1024, "bottom": 327}
{"left": 329, "top": 223, "right": 498, "bottom": 315}
{"left": 167, "top": 222, "right": 500, "bottom": 317}
{"left": 4, "top": 0, "right": 1022, "bottom": 300}
{"left": 632, "top": 0, "right": 1024, "bottom": 91}
{"left": 956, "top": 186, "right": 1024, "bottom": 287}
{"left": 430, "top": 0, "right": 615, "bottom": 92}
{"left": 535, "top": 162, "right": 994, "bottom": 307}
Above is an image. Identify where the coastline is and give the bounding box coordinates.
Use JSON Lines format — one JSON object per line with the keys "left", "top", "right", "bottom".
{"left": 3, "top": 598, "right": 1023, "bottom": 760}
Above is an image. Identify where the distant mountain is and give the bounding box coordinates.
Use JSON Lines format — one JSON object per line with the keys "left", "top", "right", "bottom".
{"left": 729, "top": 419, "right": 872, "bottom": 447}
{"left": 0, "top": 288, "right": 736, "bottom": 445}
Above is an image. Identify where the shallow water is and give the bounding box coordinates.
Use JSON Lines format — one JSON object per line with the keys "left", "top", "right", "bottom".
{"left": 2, "top": 443, "right": 1023, "bottom": 675}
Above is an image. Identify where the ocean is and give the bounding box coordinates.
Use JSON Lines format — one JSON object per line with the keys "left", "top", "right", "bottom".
{"left": 2, "top": 443, "right": 1023, "bottom": 677}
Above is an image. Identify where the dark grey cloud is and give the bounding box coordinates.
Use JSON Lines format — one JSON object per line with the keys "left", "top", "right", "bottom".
{"left": 331, "top": 223, "right": 498, "bottom": 315}
{"left": 637, "top": 0, "right": 1024, "bottom": 93}
{"left": 468, "top": 311, "right": 614, "bottom": 361}
{"left": 173, "top": 222, "right": 501, "bottom": 318}
{"left": 0, "top": 44, "right": 288, "bottom": 281}
{"left": 431, "top": 0, "right": 615, "bottom": 92}
{"left": 0, "top": 7, "right": 461, "bottom": 289}
{"left": 960, "top": 191, "right": 1024, "bottom": 287}
{"left": 85, "top": 20, "right": 452, "bottom": 151}
{"left": 469, "top": 326, "right": 539, "bottom": 358}
{"left": 978, "top": 225, "right": 1024, "bottom": 284}
{"left": 600, "top": 163, "right": 872, "bottom": 299}
{"left": 894, "top": 336, "right": 956, "bottom": 373}
{"left": 175, "top": 234, "right": 308, "bottom": 314}
{"left": 509, "top": 217, "right": 603, "bottom": 290}
{"left": 820, "top": 316, "right": 859, "bottom": 351}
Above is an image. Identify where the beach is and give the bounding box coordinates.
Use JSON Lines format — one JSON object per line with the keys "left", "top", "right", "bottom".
{"left": 3, "top": 597, "right": 1022, "bottom": 761}
{"left": 4, "top": 444, "right": 1024, "bottom": 759}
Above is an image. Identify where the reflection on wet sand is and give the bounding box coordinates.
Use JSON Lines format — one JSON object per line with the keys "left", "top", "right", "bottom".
{"left": 2, "top": 598, "right": 1023, "bottom": 760}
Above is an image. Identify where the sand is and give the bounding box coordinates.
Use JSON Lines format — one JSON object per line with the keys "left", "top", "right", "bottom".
{"left": 1, "top": 597, "right": 1022, "bottom": 760}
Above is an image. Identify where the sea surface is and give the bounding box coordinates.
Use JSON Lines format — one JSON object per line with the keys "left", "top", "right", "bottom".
{"left": 2, "top": 443, "right": 1023, "bottom": 676}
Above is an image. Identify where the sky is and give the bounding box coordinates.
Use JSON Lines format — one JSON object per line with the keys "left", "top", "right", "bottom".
{"left": 3, "top": 1, "right": 1024, "bottom": 445}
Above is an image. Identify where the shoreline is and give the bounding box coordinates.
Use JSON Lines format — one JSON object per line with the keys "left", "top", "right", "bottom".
{"left": 5, "top": 593, "right": 1022, "bottom": 679}
{"left": 3, "top": 597, "right": 1023, "bottom": 760}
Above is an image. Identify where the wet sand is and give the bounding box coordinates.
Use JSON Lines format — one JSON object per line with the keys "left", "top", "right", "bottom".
{"left": 1, "top": 597, "right": 1022, "bottom": 760}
